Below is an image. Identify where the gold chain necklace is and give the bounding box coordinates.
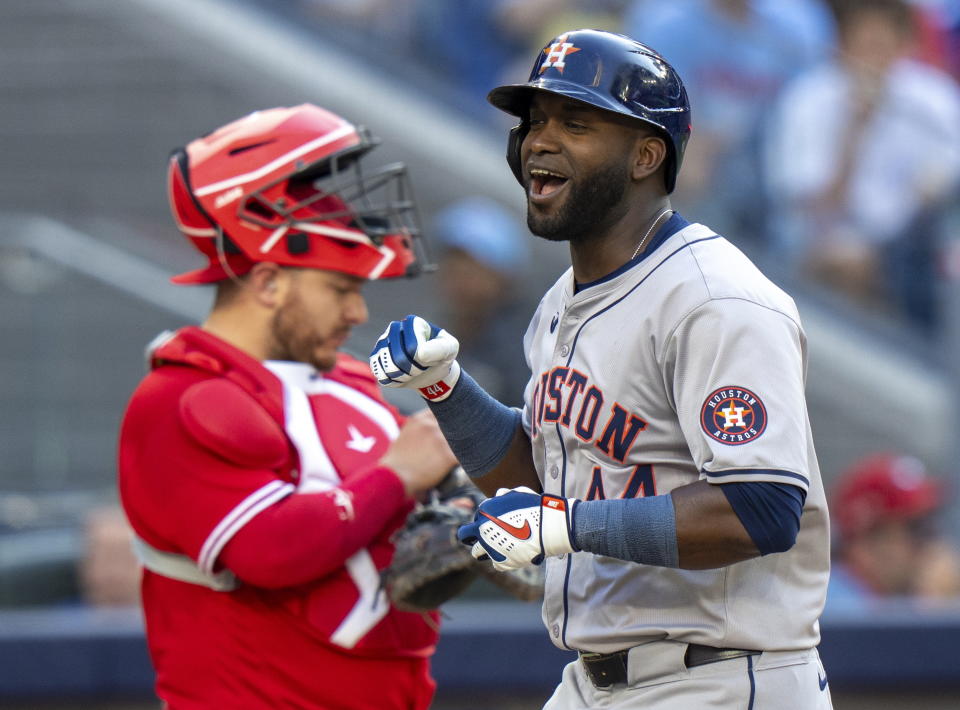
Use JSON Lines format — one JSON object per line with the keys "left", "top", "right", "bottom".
{"left": 630, "top": 208, "right": 674, "bottom": 260}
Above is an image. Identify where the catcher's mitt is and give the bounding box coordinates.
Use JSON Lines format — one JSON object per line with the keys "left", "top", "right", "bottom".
{"left": 383, "top": 468, "right": 544, "bottom": 611}
{"left": 383, "top": 495, "right": 479, "bottom": 612}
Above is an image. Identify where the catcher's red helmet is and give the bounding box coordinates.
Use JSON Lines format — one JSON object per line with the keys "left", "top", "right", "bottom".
{"left": 167, "top": 104, "right": 427, "bottom": 284}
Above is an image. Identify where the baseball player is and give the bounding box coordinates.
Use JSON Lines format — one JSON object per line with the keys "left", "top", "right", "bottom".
{"left": 118, "top": 104, "right": 457, "bottom": 709}
{"left": 370, "top": 30, "right": 833, "bottom": 709}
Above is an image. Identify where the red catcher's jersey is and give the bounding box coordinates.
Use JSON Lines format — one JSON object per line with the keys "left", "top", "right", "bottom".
{"left": 118, "top": 327, "right": 438, "bottom": 708}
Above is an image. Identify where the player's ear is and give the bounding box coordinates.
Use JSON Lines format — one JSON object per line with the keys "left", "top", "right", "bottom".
{"left": 247, "top": 262, "right": 287, "bottom": 308}
{"left": 631, "top": 134, "right": 667, "bottom": 183}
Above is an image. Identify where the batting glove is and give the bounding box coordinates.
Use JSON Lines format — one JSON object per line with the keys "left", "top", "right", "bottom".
{"left": 369, "top": 315, "right": 461, "bottom": 402}
{"left": 456, "top": 486, "right": 578, "bottom": 571}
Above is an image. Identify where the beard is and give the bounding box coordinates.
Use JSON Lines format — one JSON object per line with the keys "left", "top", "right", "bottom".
{"left": 527, "top": 159, "right": 629, "bottom": 243}
{"left": 269, "top": 286, "right": 340, "bottom": 371}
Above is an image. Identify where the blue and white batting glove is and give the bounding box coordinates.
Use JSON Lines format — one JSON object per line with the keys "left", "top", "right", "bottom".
{"left": 456, "top": 486, "right": 578, "bottom": 571}
{"left": 369, "top": 315, "right": 461, "bottom": 402}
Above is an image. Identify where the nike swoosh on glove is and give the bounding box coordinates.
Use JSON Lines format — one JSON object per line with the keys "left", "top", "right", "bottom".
{"left": 456, "top": 486, "right": 578, "bottom": 571}
{"left": 369, "top": 315, "right": 461, "bottom": 402}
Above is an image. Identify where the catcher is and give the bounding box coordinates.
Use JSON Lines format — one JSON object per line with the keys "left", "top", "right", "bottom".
{"left": 118, "top": 104, "right": 492, "bottom": 710}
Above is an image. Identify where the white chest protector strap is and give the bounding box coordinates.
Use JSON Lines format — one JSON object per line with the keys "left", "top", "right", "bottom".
{"left": 133, "top": 535, "right": 239, "bottom": 592}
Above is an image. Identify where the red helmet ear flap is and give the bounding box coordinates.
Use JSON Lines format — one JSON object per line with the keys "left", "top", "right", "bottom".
{"left": 167, "top": 148, "right": 256, "bottom": 284}
{"left": 167, "top": 149, "right": 217, "bottom": 238}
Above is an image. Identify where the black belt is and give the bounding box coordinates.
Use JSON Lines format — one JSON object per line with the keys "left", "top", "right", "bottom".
{"left": 579, "top": 644, "right": 760, "bottom": 688}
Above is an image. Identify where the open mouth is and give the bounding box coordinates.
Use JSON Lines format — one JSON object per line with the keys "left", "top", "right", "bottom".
{"left": 528, "top": 168, "right": 569, "bottom": 202}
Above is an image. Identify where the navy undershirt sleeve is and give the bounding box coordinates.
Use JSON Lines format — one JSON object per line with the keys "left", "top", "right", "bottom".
{"left": 720, "top": 481, "right": 806, "bottom": 555}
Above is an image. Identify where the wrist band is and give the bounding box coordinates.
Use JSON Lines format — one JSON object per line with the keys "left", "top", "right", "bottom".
{"left": 573, "top": 495, "right": 679, "bottom": 568}
{"left": 419, "top": 361, "right": 461, "bottom": 402}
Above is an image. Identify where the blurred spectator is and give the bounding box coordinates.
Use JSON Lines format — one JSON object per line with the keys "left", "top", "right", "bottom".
{"left": 411, "top": 1, "right": 629, "bottom": 110}
{"left": 499, "top": 0, "right": 628, "bottom": 59}
{"left": 907, "top": 0, "right": 960, "bottom": 75}
{"left": 411, "top": 0, "right": 529, "bottom": 108}
{"left": 828, "top": 452, "right": 960, "bottom": 608}
{"left": 432, "top": 198, "right": 531, "bottom": 406}
{"left": 77, "top": 505, "right": 140, "bottom": 607}
{"left": 763, "top": 0, "right": 960, "bottom": 327}
{"left": 625, "top": 0, "right": 834, "bottom": 237}
{"left": 942, "top": 0, "right": 960, "bottom": 78}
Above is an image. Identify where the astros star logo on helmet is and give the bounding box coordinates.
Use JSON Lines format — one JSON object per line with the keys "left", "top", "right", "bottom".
{"left": 539, "top": 34, "right": 580, "bottom": 74}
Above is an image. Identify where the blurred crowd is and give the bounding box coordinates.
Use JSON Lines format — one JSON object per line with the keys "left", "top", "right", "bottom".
{"left": 298, "top": 0, "right": 960, "bottom": 334}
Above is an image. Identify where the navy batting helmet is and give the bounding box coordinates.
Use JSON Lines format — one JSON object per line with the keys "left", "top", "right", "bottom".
{"left": 488, "top": 29, "right": 691, "bottom": 194}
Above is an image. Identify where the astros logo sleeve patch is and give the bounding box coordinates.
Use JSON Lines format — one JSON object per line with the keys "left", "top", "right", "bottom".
{"left": 700, "top": 386, "right": 767, "bottom": 445}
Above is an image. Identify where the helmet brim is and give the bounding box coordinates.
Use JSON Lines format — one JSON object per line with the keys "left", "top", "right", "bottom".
{"left": 487, "top": 84, "right": 532, "bottom": 117}
{"left": 170, "top": 254, "right": 256, "bottom": 284}
{"left": 488, "top": 81, "right": 637, "bottom": 121}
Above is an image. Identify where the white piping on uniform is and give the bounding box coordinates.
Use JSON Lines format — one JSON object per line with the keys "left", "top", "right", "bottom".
{"left": 198, "top": 480, "right": 296, "bottom": 574}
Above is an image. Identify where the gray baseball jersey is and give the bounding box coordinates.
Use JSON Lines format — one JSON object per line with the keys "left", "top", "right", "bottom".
{"left": 520, "top": 218, "right": 830, "bottom": 654}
